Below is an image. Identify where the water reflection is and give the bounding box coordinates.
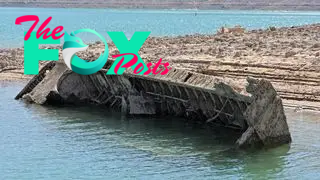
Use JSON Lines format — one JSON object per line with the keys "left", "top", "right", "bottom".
{"left": 31, "top": 104, "right": 241, "bottom": 154}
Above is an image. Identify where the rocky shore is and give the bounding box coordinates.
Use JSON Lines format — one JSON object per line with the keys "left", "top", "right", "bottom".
{"left": 1, "top": 23, "right": 320, "bottom": 109}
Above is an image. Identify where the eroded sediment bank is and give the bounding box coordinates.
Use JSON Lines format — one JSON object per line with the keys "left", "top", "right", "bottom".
{"left": 1, "top": 24, "right": 320, "bottom": 109}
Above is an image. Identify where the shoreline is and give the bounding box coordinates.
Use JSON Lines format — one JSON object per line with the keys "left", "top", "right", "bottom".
{"left": 2, "top": 6, "right": 320, "bottom": 13}
{"left": 1, "top": 2, "right": 320, "bottom": 11}
{"left": 1, "top": 23, "right": 320, "bottom": 109}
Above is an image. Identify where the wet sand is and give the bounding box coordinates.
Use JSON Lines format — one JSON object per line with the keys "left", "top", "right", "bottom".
{"left": 1, "top": 24, "right": 319, "bottom": 109}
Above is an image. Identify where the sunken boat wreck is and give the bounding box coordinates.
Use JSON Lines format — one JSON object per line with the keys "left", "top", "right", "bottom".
{"left": 16, "top": 60, "right": 292, "bottom": 149}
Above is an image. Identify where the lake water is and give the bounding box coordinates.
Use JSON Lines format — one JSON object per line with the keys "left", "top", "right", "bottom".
{"left": 1, "top": 82, "right": 320, "bottom": 179}
{"left": 1, "top": 7, "right": 320, "bottom": 179}
{"left": 0, "top": 8, "right": 320, "bottom": 48}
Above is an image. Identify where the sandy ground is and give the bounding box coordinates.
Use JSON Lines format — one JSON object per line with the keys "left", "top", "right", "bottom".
{"left": 1, "top": 24, "right": 319, "bottom": 110}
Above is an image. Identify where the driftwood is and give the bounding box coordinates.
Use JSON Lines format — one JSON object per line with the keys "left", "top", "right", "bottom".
{"left": 0, "top": 66, "right": 23, "bottom": 73}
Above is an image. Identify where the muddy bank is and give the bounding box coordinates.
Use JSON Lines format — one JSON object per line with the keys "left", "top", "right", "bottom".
{"left": 1, "top": 23, "right": 320, "bottom": 108}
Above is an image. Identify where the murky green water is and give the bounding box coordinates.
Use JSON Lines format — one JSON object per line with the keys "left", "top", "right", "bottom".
{"left": 1, "top": 82, "right": 319, "bottom": 179}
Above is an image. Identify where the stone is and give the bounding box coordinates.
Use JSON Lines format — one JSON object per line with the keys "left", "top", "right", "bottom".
{"left": 312, "top": 43, "right": 320, "bottom": 48}
{"left": 285, "top": 50, "right": 297, "bottom": 58}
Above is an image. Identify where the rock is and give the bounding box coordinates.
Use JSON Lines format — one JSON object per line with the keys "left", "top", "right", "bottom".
{"left": 269, "top": 26, "right": 277, "bottom": 31}
{"left": 216, "top": 54, "right": 225, "bottom": 58}
{"left": 245, "top": 42, "right": 253, "bottom": 48}
{"left": 234, "top": 51, "right": 241, "bottom": 57}
{"left": 285, "top": 50, "right": 297, "bottom": 58}
{"left": 312, "top": 43, "right": 320, "bottom": 48}
{"left": 290, "top": 42, "right": 297, "bottom": 48}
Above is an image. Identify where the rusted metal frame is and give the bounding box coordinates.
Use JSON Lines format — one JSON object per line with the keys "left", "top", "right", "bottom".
{"left": 149, "top": 82, "right": 175, "bottom": 113}
{"left": 198, "top": 90, "right": 210, "bottom": 117}
{"left": 161, "top": 82, "right": 178, "bottom": 114}
{"left": 206, "top": 93, "right": 227, "bottom": 124}
{"left": 225, "top": 98, "right": 237, "bottom": 125}
{"left": 95, "top": 72, "right": 106, "bottom": 90}
{"left": 114, "top": 75, "right": 127, "bottom": 92}
{"left": 140, "top": 78, "right": 155, "bottom": 92}
{"left": 101, "top": 74, "right": 117, "bottom": 94}
{"left": 78, "top": 75, "right": 100, "bottom": 100}
{"left": 218, "top": 96, "right": 237, "bottom": 124}
{"left": 200, "top": 91, "right": 207, "bottom": 101}
{"left": 151, "top": 81, "right": 157, "bottom": 94}
{"left": 217, "top": 95, "right": 231, "bottom": 113}
{"left": 226, "top": 98, "right": 247, "bottom": 127}
{"left": 165, "top": 82, "right": 174, "bottom": 96}
{"left": 158, "top": 82, "right": 166, "bottom": 95}
{"left": 114, "top": 95, "right": 123, "bottom": 108}
{"left": 174, "top": 85, "right": 182, "bottom": 98}
{"left": 226, "top": 98, "right": 235, "bottom": 112}
{"left": 235, "top": 99, "right": 246, "bottom": 113}
{"left": 99, "top": 69, "right": 252, "bottom": 117}
{"left": 209, "top": 93, "right": 216, "bottom": 107}
{"left": 183, "top": 86, "right": 191, "bottom": 98}
{"left": 91, "top": 91, "right": 106, "bottom": 104}
{"left": 192, "top": 89, "right": 199, "bottom": 99}
{"left": 109, "top": 69, "right": 252, "bottom": 103}
{"left": 95, "top": 71, "right": 109, "bottom": 91}
{"left": 146, "top": 92, "right": 189, "bottom": 103}
{"left": 140, "top": 79, "right": 152, "bottom": 93}
{"left": 152, "top": 81, "right": 162, "bottom": 95}
{"left": 205, "top": 91, "right": 221, "bottom": 118}
{"left": 94, "top": 74, "right": 118, "bottom": 104}
{"left": 110, "top": 96, "right": 120, "bottom": 107}
{"left": 202, "top": 92, "right": 215, "bottom": 117}
{"left": 101, "top": 95, "right": 116, "bottom": 105}
{"left": 206, "top": 98, "right": 230, "bottom": 123}
{"left": 87, "top": 74, "right": 103, "bottom": 93}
